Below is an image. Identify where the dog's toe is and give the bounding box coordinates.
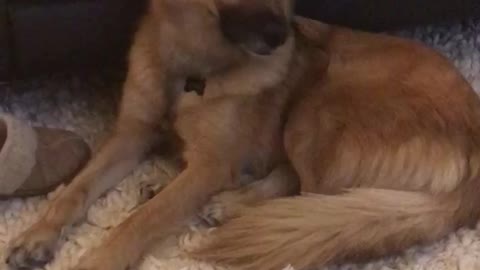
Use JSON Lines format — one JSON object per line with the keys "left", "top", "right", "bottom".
{"left": 138, "top": 180, "right": 166, "bottom": 204}
{"left": 6, "top": 224, "right": 59, "bottom": 270}
{"left": 200, "top": 201, "right": 226, "bottom": 227}
{"left": 199, "top": 191, "right": 247, "bottom": 226}
{"left": 179, "top": 228, "right": 215, "bottom": 253}
{"left": 6, "top": 239, "right": 55, "bottom": 270}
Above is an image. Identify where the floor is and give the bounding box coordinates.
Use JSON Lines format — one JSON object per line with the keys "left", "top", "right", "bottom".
{"left": 2, "top": 18, "right": 480, "bottom": 270}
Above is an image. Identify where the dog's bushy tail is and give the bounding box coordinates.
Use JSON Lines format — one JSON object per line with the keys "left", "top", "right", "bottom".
{"left": 191, "top": 189, "right": 464, "bottom": 270}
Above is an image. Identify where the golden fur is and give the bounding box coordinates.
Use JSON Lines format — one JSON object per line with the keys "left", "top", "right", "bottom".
{"left": 189, "top": 17, "right": 480, "bottom": 270}
{"left": 6, "top": 1, "right": 480, "bottom": 270}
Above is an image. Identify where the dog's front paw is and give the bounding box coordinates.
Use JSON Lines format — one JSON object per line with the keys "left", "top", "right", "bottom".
{"left": 71, "top": 264, "right": 107, "bottom": 270}
{"left": 138, "top": 180, "right": 166, "bottom": 204}
{"left": 72, "top": 257, "right": 131, "bottom": 270}
{"left": 71, "top": 252, "right": 113, "bottom": 270}
{"left": 71, "top": 260, "right": 110, "bottom": 270}
{"left": 6, "top": 223, "right": 59, "bottom": 269}
{"left": 71, "top": 241, "right": 135, "bottom": 270}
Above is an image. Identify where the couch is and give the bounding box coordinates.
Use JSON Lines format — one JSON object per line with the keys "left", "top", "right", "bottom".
{"left": 1, "top": 0, "right": 480, "bottom": 82}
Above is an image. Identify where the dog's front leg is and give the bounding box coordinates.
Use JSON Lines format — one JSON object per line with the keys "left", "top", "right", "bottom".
{"left": 6, "top": 39, "right": 168, "bottom": 269}
{"left": 6, "top": 120, "right": 160, "bottom": 270}
{"left": 71, "top": 160, "right": 231, "bottom": 270}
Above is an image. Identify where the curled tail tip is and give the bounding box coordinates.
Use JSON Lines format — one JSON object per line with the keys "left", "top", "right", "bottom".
{"left": 190, "top": 189, "right": 460, "bottom": 270}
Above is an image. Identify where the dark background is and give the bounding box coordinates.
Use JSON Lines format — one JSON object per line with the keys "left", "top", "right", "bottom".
{"left": 1, "top": 0, "right": 480, "bottom": 82}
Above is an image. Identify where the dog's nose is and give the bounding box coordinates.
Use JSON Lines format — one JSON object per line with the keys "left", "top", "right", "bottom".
{"left": 218, "top": 6, "right": 288, "bottom": 55}
{"left": 261, "top": 17, "right": 288, "bottom": 49}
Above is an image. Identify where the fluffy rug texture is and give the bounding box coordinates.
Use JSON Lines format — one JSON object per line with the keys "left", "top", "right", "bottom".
{"left": 2, "top": 18, "right": 480, "bottom": 270}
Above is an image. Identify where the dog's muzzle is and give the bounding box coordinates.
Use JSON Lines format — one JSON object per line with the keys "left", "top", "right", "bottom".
{"left": 219, "top": 7, "right": 288, "bottom": 55}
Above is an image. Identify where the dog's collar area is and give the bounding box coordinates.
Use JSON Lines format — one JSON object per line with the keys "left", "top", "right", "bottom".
{"left": 185, "top": 78, "right": 206, "bottom": 96}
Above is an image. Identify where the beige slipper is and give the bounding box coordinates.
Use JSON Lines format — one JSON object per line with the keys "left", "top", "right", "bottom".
{"left": 0, "top": 114, "right": 91, "bottom": 198}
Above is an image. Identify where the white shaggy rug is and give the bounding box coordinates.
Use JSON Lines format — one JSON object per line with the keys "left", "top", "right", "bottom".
{"left": 2, "top": 18, "right": 480, "bottom": 270}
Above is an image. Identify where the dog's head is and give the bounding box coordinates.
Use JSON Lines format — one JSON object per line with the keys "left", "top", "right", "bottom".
{"left": 214, "top": 0, "right": 294, "bottom": 55}
{"left": 153, "top": 0, "right": 294, "bottom": 56}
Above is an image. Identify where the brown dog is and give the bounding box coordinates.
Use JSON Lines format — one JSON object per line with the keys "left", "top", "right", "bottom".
{"left": 7, "top": 1, "right": 480, "bottom": 270}
{"left": 189, "top": 17, "right": 480, "bottom": 270}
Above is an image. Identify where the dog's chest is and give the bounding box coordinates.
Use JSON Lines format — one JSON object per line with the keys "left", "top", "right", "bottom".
{"left": 170, "top": 76, "right": 240, "bottom": 116}
{"left": 169, "top": 79, "right": 286, "bottom": 181}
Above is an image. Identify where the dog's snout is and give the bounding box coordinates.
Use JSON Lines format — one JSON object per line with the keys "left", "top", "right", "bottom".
{"left": 218, "top": 6, "right": 288, "bottom": 55}
{"left": 261, "top": 16, "right": 287, "bottom": 49}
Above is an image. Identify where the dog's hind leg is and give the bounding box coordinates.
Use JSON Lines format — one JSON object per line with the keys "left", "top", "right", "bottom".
{"left": 176, "top": 164, "right": 299, "bottom": 254}
{"left": 200, "top": 164, "right": 299, "bottom": 226}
